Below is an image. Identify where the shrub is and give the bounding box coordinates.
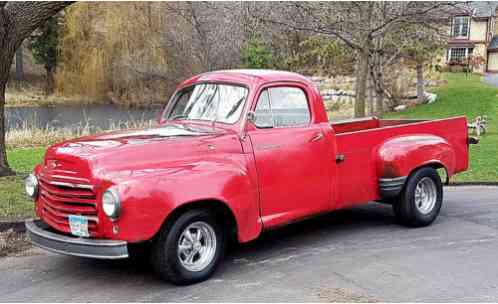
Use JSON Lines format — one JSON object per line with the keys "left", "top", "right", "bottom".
{"left": 241, "top": 38, "right": 273, "bottom": 69}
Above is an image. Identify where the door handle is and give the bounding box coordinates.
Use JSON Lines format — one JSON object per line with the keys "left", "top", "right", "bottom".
{"left": 336, "top": 154, "right": 345, "bottom": 163}
{"left": 309, "top": 132, "right": 324, "bottom": 143}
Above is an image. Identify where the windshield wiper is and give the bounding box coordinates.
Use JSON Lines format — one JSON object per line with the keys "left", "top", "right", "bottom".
{"left": 225, "top": 97, "right": 245, "bottom": 118}
{"left": 169, "top": 114, "right": 189, "bottom": 121}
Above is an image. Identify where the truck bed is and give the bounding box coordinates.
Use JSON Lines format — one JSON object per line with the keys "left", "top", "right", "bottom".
{"left": 331, "top": 116, "right": 469, "bottom": 208}
{"left": 331, "top": 117, "right": 426, "bottom": 134}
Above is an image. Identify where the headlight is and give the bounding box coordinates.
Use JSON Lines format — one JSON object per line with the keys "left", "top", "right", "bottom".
{"left": 102, "top": 187, "right": 121, "bottom": 220}
{"left": 25, "top": 174, "right": 39, "bottom": 198}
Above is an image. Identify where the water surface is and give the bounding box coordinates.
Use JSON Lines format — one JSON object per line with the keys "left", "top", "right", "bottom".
{"left": 6, "top": 105, "right": 161, "bottom": 132}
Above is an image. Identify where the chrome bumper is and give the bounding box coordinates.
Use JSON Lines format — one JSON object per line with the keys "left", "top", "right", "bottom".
{"left": 25, "top": 220, "right": 128, "bottom": 259}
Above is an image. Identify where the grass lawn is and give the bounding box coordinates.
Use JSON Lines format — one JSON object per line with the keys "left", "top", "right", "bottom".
{"left": 0, "top": 147, "right": 45, "bottom": 221}
{"left": 385, "top": 73, "right": 498, "bottom": 183}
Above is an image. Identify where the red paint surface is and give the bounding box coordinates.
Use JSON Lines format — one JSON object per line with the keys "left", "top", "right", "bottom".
{"left": 32, "top": 70, "right": 470, "bottom": 243}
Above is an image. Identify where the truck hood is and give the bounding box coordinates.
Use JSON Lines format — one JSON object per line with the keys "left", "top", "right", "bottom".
{"left": 45, "top": 123, "right": 240, "bottom": 181}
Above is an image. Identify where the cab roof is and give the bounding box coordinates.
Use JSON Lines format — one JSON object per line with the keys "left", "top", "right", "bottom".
{"left": 180, "top": 69, "right": 312, "bottom": 88}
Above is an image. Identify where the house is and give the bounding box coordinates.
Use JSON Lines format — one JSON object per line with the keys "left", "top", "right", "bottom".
{"left": 445, "top": 1, "right": 498, "bottom": 73}
{"left": 446, "top": 1, "right": 498, "bottom": 73}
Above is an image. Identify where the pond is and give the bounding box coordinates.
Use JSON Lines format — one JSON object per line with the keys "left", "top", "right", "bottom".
{"left": 5, "top": 105, "right": 162, "bottom": 132}
{"left": 5, "top": 103, "right": 352, "bottom": 133}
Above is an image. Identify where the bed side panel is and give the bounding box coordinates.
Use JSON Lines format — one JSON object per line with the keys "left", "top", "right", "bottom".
{"left": 334, "top": 117, "right": 468, "bottom": 209}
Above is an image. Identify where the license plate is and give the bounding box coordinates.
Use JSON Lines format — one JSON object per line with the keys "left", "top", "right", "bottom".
{"left": 69, "top": 215, "right": 89, "bottom": 237}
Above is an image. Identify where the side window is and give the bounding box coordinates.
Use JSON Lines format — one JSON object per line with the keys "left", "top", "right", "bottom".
{"left": 269, "top": 87, "right": 310, "bottom": 127}
{"left": 254, "top": 90, "right": 273, "bottom": 128}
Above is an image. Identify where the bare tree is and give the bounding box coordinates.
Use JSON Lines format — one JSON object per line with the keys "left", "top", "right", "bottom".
{"left": 253, "top": 1, "right": 455, "bottom": 117}
{"left": 0, "top": 1, "right": 72, "bottom": 176}
{"left": 397, "top": 27, "right": 446, "bottom": 103}
{"left": 163, "top": 2, "right": 247, "bottom": 72}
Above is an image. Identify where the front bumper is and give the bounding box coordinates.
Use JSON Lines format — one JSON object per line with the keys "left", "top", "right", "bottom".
{"left": 25, "top": 220, "right": 128, "bottom": 259}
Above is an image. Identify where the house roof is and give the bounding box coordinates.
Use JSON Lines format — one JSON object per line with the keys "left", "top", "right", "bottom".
{"left": 456, "top": 1, "right": 498, "bottom": 18}
{"left": 471, "top": 1, "right": 498, "bottom": 17}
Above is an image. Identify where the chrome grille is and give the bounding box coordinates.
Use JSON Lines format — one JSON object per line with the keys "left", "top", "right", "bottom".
{"left": 38, "top": 172, "right": 98, "bottom": 236}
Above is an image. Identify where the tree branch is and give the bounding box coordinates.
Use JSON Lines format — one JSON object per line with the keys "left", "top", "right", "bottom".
{"left": 5, "top": 1, "right": 73, "bottom": 43}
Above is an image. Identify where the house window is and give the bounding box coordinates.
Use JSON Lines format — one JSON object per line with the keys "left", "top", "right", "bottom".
{"left": 449, "top": 47, "right": 473, "bottom": 62}
{"left": 452, "top": 16, "right": 470, "bottom": 38}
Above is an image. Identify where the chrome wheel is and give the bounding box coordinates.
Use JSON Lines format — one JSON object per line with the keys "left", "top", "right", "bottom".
{"left": 177, "top": 221, "right": 217, "bottom": 272}
{"left": 414, "top": 177, "right": 437, "bottom": 214}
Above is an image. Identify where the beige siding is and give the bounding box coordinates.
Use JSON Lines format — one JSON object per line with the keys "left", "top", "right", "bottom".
{"left": 488, "top": 53, "right": 498, "bottom": 71}
{"left": 470, "top": 20, "right": 487, "bottom": 41}
{"left": 474, "top": 43, "right": 487, "bottom": 57}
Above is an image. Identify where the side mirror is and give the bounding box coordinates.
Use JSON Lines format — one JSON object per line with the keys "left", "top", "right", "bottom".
{"left": 247, "top": 110, "right": 273, "bottom": 129}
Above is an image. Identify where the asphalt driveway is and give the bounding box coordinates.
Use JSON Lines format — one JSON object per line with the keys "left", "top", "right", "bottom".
{"left": 1, "top": 186, "right": 498, "bottom": 302}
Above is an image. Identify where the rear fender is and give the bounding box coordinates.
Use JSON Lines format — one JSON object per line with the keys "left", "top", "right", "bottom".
{"left": 376, "top": 134, "right": 455, "bottom": 197}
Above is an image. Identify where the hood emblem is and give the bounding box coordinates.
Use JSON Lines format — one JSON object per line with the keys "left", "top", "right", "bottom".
{"left": 48, "top": 160, "right": 60, "bottom": 170}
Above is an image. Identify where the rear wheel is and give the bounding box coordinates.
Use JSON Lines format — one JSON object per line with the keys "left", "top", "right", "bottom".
{"left": 151, "top": 209, "right": 225, "bottom": 285}
{"left": 393, "top": 167, "right": 443, "bottom": 227}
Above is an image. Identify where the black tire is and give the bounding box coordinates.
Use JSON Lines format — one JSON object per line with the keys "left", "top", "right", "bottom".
{"left": 393, "top": 167, "right": 443, "bottom": 227}
{"left": 151, "top": 209, "right": 226, "bottom": 285}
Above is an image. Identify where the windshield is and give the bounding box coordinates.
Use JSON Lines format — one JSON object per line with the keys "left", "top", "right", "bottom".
{"left": 165, "top": 83, "right": 248, "bottom": 124}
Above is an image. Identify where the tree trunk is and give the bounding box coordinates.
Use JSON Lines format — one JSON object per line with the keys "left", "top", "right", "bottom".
{"left": 45, "top": 67, "right": 55, "bottom": 95}
{"left": 369, "top": 34, "right": 385, "bottom": 117}
{"left": 355, "top": 47, "right": 369, "bottom": 118}
{"left": 416, "top": 61, "right": 425, "bottom": 103}
{"left": 0, "top": 2, "right": 73, "bottom": 176}
{"left": 367, "top": 73, "right": 373, "bottom": 116}
{"left": 374, "top": 57, "right": 384, "bottom": 117}
{"left": 0, "top": 82, "right": 14, "bottom": 177}
{"left": 355, "top": 2, "right": 374, "bottom": 118}
{"left": 0, "top": 12, "right": 16, "bottom": 176}
{"left": 15, "top": 45, "right": 24, "bottom": 82}
{"left": 375, "top": 91, "right": 384, "bottom": 117}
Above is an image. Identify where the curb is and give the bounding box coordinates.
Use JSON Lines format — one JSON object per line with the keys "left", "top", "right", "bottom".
{"left": 447, "top": 182, "right": 498, "bottom": 186}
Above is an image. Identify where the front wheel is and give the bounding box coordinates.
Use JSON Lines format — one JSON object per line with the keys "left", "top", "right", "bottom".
{"left": 151, "top": 209, "right": 226, "bottom": 285}
{"left": 393, "top": 167, "right": 443, "bottom": 227}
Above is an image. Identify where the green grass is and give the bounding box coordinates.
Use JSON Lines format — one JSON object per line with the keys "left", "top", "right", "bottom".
{"left": 385, "top": 73, "right": 498, "bottom": 182}
{"left": 0, "top": 148, "right": 45, "bottom": 221}
{"left": 7, "top": 147, "right": 46, "bottom": 174}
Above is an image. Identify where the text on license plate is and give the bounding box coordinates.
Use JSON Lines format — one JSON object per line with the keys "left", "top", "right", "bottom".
{"left": 68, "top": 215, "right": 89, "bottom": 237}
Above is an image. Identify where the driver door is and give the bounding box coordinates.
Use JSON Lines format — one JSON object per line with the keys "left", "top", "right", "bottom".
{"left": 247, "top": 85, "right": 332, "bottom": 228}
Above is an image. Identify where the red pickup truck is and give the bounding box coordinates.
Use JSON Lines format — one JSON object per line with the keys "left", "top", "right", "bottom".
{"left": 25, "top": 70, "right": 473, "bottom": 285}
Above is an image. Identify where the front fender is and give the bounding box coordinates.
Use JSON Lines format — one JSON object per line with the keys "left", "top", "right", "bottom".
{"left": 376, "top": 134, "right": 456, "bottom": 197}
{"left": 107, "top": 156, "right": 261, "bottom": 243}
